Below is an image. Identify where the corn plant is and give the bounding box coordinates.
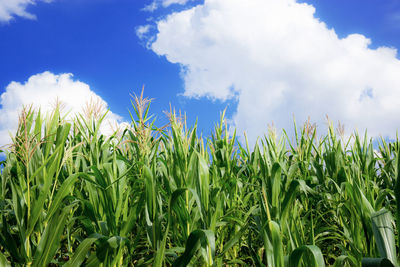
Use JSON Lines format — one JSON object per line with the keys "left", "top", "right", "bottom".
{"left": 1, "top": 92, "right": 400, "bottom": 266}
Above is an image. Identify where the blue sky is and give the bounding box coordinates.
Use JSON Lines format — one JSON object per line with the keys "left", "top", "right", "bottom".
{"left": 0, "top": 0, "right": 400, "bottom": 146}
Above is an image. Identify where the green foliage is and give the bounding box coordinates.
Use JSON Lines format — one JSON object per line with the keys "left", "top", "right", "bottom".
{"left": 0, "top": 95, "right": 400, "bottom": 266}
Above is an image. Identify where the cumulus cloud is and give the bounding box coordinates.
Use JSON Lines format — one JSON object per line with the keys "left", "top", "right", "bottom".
{"left": 149, "top": 0, "right": 400, "bottom": 142}
{"left": 0, "top": 71, "right": 127, "bottom": 148}
{"left": 0, "top": 0, "right": 52, "bottom": 22}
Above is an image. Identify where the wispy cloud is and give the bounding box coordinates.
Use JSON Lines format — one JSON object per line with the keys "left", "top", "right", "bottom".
{"left": 136, "top": 24, "right": 152, "bottom": 40}
{"left": 141, "top": 0, "right": 192, "bottom": 12}
{"left": 142, "top": 1, "right": 158, "bottom": 12}
{"left": 162, "top": 0, "right": 190, "bottom": 8}
{"left": 0, "top": 0, "right": 52, "bottom": 23}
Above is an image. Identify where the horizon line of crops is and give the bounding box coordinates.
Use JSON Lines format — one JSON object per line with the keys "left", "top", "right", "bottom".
{"left": 0, "top": 91, "right": 400, "bottom": 266}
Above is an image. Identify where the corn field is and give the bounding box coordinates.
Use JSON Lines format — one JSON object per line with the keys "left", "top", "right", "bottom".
{"left": 1, "top": 93, "right": 400, "bottom": 266}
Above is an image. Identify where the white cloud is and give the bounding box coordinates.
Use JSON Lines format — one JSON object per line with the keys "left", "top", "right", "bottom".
{"left": 162, "top": 0, "right": 190, "bottom": 8}
{"left": 142, "top": 0, "right": 191, "bottom": 12}
{"left": 0, "top": 71, "right": 127, "bottom": 148}
{"left": 142, "top": 1, "right": 158, "bottom": 12}
{"left": 0, "top": 0, "right": 52, "bottom": 23}
{"left": 150, "top": 0, "right": 400, "bottom": 142}
{"left": 136, "top": 24, "right": 151, "bottom": 40}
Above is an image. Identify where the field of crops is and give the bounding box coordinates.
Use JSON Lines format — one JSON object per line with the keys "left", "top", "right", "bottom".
{"left": 0, "top": 93, "right": 399, "bottom": 266}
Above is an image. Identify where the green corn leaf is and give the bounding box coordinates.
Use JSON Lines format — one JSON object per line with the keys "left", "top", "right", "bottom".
{"left": 361, "top": 258, "right": 395, "bottom": 267}
{"left": 45, "top": 173, "right": 80, "bottom": 222}
{"left": 220, "top": 224, "right": 248, "bottom": 255}
{"left": 64, "top": 233, "right": 104, "bottom": 267}
{"left": 281, "top": 180, "right": 300, "bottom": 227}
{"left": 271, "top": 163, "right": 282, "bottom": 211}
{"left": 0, "top": 252, "right": 11, "bottom": 267}
{"left": 288, "top": 245, "right": 325, "bottom": 267}
{"left": 333, "top": 255, "right": 358, "bottom": 267}
{"left": 371, "top": 209, "right": 397, "bottom": 267}
{"left": 264, "top": 220, "right": 284, "bottom": 267}
{"left": 0, "top": 217, "right": 24, "bottom": 263}
{"left": 172, "top": 229, "right": 215, "bottom": 267}
{"left": 32, "top": 204, "right": 75, "bottom": 267}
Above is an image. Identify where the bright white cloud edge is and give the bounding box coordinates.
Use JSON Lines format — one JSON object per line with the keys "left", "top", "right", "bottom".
{"left": 149, "top": 0, "right": 400, "bottom": 143}
{"left": 0, "top": 71, "right": 128, "bottom": 148}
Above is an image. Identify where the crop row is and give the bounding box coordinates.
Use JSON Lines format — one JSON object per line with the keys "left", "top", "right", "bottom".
{"left": 0, "top": 93, "right": 399, "bottom": 266}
